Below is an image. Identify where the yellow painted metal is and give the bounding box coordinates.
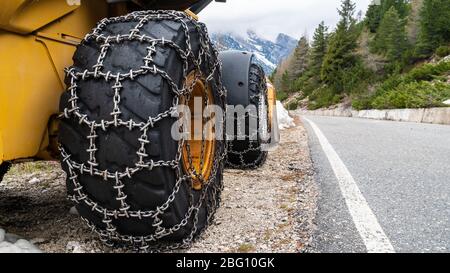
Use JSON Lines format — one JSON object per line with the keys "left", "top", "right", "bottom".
{"left": 181, "top": 72, "right": 216, "bottom": 190}
{"left": 0, "top": 0, "right": 80, "bottom": 34}
{"left": 0, "top": 0, "right": 109, "bottom": 163}
{"left": 184, "top": 9, "right": 199, "bottom": 21}
{"left": 266, "top": 80, "right": 277, "bottom": 132}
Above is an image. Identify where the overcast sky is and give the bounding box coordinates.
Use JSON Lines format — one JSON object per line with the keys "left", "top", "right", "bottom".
{"left": 201, "top": 0, "right": 373, "bottom": 41}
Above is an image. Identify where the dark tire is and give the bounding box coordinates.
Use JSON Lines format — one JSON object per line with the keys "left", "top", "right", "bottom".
{"left": 226, "top": 64, "right": 269, "bottom": 169}
{"left": 0, "top": 162, "right": 11, "bottom": 183}
{"left": 59, "top": 11, "right": 226, "bottom": 251}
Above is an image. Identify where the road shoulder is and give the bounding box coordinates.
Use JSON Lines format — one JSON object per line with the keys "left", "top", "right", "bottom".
{"left": 188, "top": 116, "right": 318, "bottom": 252}
{"left": 301, "top": 115, "right": 367, "bottom": 253}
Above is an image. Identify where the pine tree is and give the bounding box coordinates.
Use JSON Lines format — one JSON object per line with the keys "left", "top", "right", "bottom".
{"left": 365, "top": 2, "right": 382, "bottom": 33}
{"left": 287, "top": 35, "right": 310, "bottom": 80}
{"left": 337, "top": 0, "right": 357, "bottom": 31}
{"left": 365, "top": 0, "right": 410, "bottom": 33}
{"left": 280, "top": 71, "right": 291, "bottom": 93}
{"left": 269, "top": 68, "right": 277, "bottom": 83}
{"left": 381, "top": 0, "right": 410, "bottom": 19}
{"left": 321, "top": 0, "right": 359, "bottom": 93}
{"left": 272, "top": 55, "right": 292, "bottom": 91}
{"left": 308, "top": 21, "right": 329, "bottom": 76}
{"left": 385, "top": 8, "right": 409, "bottom": 61}
{"left": 371, "top": 6, "right": 409, "bottom": 61}
{"left": 415, "top": 0, "right": 450, "bottom": 57}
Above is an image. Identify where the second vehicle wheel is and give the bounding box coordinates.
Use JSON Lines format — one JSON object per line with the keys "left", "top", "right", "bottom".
{"left": 59, "top": 11, "right": 226, "bottom": 251}
{"left": 226, "top": 63, "right": 270, "bottom": 169}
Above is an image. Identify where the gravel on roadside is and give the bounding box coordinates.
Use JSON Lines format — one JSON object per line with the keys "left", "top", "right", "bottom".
{"left": 0, "top": 115, "right": 317, "bottom": 253}
{"left": 186, "top": 116, "right": 318, "bottom": 253}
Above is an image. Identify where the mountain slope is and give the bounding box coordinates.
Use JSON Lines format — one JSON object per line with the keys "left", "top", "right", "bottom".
{"left": 211, "top": 31, "right": 298, "bottom": 74}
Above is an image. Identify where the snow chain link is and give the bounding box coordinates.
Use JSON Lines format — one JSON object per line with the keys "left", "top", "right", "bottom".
{"left": 59, "top": 10, "right": 227, "bottom": 252}
{"left": 226, "top": 66, "right": 270, "bottom": 169}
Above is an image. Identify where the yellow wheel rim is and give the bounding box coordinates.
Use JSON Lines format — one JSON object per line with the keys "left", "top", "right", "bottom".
{"left": 181, "top": 72, "right": 216, "bottom": 190}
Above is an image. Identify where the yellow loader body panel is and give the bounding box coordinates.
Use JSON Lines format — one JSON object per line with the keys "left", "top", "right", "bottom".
{"left": 0, "top": 0, "right": 109, "bottom": 164}
{"left": 0, "top": 0, "right": 80, "bottom": 34}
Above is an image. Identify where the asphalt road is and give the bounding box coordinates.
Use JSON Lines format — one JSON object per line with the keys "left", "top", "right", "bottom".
{"left": 302, "top": 115, "right": 450, "bottom": 253}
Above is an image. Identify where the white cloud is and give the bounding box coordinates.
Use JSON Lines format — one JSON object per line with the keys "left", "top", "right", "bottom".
{"left": 201, "top": 0, "right": 373, "bottom": 41}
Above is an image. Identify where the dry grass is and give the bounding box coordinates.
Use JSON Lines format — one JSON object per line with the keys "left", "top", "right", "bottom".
{"left": 237, "top": 243, "right": 256, "bottom": 253}
{"left": 7, "top": 161, "right": 58, "bottom": 176}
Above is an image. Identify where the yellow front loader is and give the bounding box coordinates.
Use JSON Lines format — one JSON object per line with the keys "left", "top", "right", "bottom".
{"left": 0, "top": 0, "right": 278, "bottom": 251}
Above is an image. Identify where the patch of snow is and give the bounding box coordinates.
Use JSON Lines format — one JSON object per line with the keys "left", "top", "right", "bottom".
{"left": 253, "top": 44, "right": 263, "bottom": 51}
{"left": 210, "top": 32, "right": 297, "bottom": 75}
{"left": 246, "top": 37, "right": 256, "bottom": 44}
{"left": 254, "top": 52, "right": 276, "bottom": 69}
{"left": 0, "top": 228, "right": 42, "bottom": 253}
{"left": 443, "top": 99, "right": 450, "bottom": 105}
{"left": 277, "top": 101, "right": 295, "bottom": 130}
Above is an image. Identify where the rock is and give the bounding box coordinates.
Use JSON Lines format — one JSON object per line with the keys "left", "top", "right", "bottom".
{"left": 69, "top": 206, "right": 79, "bottom": 215}
{"left": 439, "top": 55, "right": 450, "bottom": 63}
{"left": 0, "top": 241, "right": 20, "bottom": 253}
{"left": 30, "top": 238, "right": 47, "bottom": 245}
{"left": 0, "top": 240, "right": 41, "bottom": 253}
{"left": 443, "top": 99, "right": 450, "bottom": 105}
{"left": 5, "top": 233, "right": 20, "bottom": 243}
{"left": 28, "top": 177, "right": 40, "bottom": 184}
{"left": 14, "top": 239, "right": 31, "bottom": 248}
{"left": 14, "top": 239, "right": 42, "bottom": 253}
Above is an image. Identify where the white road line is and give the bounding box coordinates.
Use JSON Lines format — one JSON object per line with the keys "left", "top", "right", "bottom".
{"left": 303, "top": 117, "right": 395, "bottom": 253}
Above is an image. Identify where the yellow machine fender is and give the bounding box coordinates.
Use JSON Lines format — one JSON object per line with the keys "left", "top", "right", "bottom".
{"left": 0, "top": 0, "right": 80, "bottom": 34}
{"left": 0, "top": 0, "right": 109, "bottom": 162}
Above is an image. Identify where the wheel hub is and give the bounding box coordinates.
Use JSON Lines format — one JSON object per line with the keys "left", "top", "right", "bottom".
{"left": 181, "top": 72, "right": 216, "bottom": 190}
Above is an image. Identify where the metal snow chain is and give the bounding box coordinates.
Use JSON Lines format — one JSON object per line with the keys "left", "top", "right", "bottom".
{"left": 226, "top": 71, "right": 270, "bottom": 169}
{"left": 60, "top": 10, "right": 226, "bottom": 252}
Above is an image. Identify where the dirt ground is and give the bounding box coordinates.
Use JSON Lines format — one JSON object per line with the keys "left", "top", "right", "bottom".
{"left": 0, "top": 116, "right": 318, "bottom": 253}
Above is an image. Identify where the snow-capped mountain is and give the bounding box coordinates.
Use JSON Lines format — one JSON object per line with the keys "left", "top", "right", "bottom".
{"left": 211, "top": 30, "right": 298, "bottom": 75}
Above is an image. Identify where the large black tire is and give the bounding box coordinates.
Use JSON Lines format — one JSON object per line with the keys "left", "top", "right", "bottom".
{"left": 0, "top": 162, "right": 11, "bottom": 183}
{"left": 226, "top": 64, "right": 269, "bottom": 169}
{"left": 59, "top": 11, "right": 226, "bottom": 251}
